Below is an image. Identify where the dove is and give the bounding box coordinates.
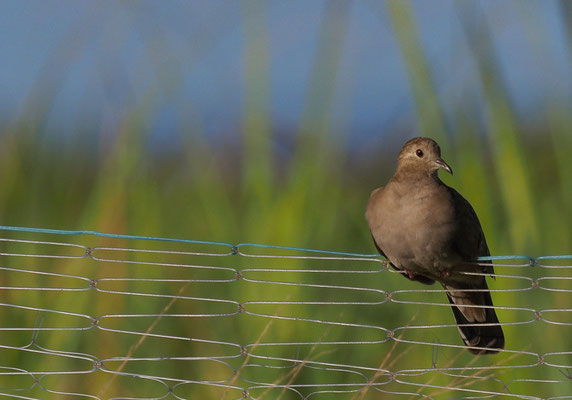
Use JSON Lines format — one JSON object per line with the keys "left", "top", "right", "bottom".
{"left": 366, "top": 137, "right": 504, "bottom": 354}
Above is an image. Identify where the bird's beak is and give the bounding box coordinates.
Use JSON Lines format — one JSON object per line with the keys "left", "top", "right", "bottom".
{"left": 435, "top": 158, "right": 453, "bottom": 175}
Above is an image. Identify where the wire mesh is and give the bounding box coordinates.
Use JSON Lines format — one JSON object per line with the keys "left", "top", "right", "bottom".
{"left": 0, "top": 225, "right": 571, "bottom": 399}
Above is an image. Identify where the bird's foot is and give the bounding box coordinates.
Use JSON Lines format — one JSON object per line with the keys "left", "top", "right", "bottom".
{"left": 437, "top": 268, "right": 451, "bottom": 278}
{"left": 404, "top": 269, "right": 416, "bottom": 279}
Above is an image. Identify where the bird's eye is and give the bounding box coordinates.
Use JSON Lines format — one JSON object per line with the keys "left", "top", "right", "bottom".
{"left": 415, "top": 149, "right": 424, "bottom": 158}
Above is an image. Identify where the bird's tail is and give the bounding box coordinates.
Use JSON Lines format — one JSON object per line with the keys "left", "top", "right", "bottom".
{"left": 442, "top": 281, "right": 504, "bottom": 355}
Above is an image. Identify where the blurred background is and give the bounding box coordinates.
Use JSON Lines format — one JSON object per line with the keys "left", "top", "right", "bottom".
{"left": 1, "top": 0, "right": 572, "bottom": 256}
{"left": 1, "top": 1, "right": 572, "bottom": 398}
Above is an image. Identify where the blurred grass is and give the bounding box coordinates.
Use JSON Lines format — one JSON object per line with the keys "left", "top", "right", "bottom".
{"left": 1, "top": 1, "right": 572, "bottom": 398}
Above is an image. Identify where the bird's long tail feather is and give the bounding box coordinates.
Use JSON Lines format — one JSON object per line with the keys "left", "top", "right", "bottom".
{"left": 442, "top": 282, "right": 504, "bottom": 354}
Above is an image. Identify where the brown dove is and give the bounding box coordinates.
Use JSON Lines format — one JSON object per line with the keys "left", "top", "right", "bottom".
{"left": 366, "top": 137, "right": 504, "bottom": 354}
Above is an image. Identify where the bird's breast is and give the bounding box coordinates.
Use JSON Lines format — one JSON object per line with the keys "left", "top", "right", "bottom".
{"left": 368, "top": 183, "right": 458, "bottom": 272}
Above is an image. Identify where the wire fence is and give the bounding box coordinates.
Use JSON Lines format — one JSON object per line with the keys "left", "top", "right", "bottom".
{"left": 0, "top": 225, "right": 570, "bottom": 399}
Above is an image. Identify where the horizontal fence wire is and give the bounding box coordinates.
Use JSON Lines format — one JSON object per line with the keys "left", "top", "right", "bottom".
{"left": 0, "top": 225, "right": 571, "bottom": 399}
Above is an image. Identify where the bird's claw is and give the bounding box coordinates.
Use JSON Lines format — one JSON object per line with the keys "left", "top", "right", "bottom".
{"left": 438, "top": 269, "right": 451, "bottom": 278}
{"left": 404, "top": 269, "right": 416, "bottom": 279}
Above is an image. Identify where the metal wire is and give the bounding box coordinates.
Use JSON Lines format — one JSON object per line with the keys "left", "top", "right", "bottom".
{"left": 0, "top": 225, "right": 571, "bottom": 399}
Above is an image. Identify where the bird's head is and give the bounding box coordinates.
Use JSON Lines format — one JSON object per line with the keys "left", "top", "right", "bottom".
{"left": 397, "top": 137, "right": 453, "bottom": 177}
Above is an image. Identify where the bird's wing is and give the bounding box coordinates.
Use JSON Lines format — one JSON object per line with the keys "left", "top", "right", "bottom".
{"left": 441, "top": 187, "right": 503, "bottom": 353}
{"left": 446, "top": 186, "right": 494, "bottom": 276}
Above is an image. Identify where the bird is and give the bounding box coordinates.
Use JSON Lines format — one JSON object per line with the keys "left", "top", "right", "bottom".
{"left": 365, "top": 137, "right": 504, "bottom": 354}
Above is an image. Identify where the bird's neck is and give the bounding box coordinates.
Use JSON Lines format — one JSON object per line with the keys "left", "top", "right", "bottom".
{"left": 393, "top": 166, "right": 442, "bottom": 185}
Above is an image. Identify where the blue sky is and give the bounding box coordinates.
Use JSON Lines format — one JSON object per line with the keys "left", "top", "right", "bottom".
{"left": 1, "top": 1, "right": 570, "bottom": 150}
